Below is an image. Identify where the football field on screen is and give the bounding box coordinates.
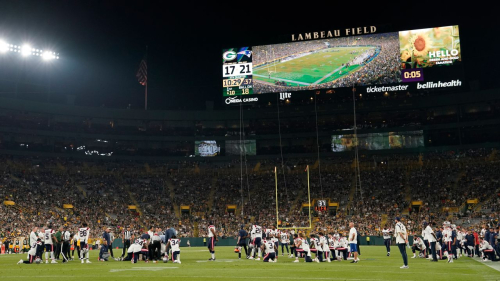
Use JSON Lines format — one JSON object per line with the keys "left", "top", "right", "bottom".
{"left": 253, "top": 46, "right": 374, "bottom": 87}
{"left": 1, "top": 246, "right": 498, "bottom": 280}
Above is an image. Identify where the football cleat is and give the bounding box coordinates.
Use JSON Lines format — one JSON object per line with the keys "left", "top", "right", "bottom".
{"left": 86, "top": 260, "right": 92, "bottom": 263}
{"left": 17, "top": 259, "right": 23, "bottom": 264}
{"left": 293, "top": 260, "right": 300, "bottom": 263}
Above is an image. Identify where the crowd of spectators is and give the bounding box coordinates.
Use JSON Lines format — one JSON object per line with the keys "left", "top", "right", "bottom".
{"left": 0, "top": 147, "right": 498, "bottom": 242}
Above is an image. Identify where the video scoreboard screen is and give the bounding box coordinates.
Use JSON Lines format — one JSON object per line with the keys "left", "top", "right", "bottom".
{"left": 222, "top": 47, "right": 253, "bottom": 96}
{"left": 223, "top": 25, "right": 462, "bottom": 101}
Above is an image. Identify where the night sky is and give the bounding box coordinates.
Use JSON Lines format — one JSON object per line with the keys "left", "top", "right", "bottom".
{"left": 0, "top": 1, "right": 496, "bottom": 110}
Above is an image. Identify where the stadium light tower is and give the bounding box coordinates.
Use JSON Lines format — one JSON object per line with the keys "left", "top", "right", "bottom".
{"left": 21, "top": 44, "right": 32, "bottom": 57}
{"left": 0, "top": 39, "right": 60, "bottom": 60}
{"left": 0, "top": 40, "right": 8, "bottom": 53}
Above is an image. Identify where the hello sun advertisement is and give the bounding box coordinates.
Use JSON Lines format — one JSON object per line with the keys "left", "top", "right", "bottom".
{"left": 399, "top": 25, "right": 461, "bottom": 82}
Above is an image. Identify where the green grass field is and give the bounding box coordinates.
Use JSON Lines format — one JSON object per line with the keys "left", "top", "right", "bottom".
{"left": 253, "top": 47, "right": 374, "bottom": 86}
{"left": 1, "top": 246, "right": 498, "bottom": 280}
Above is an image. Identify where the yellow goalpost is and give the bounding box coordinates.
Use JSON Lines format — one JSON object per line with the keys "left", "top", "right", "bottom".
{"left": 275, "top": 165, "right": 312, "bottom": 231}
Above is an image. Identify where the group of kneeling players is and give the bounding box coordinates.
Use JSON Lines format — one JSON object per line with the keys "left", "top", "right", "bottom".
{"left": 404, "top": 221, "right": 499, "bottom": 262}
{"left": 15, "top": 223, "right": 183, "bottom": 265}
{"left": 14, "top": 219, "right": 499, "bottom": 265}
{"left": 235, "top": 223, "right": 355, "bottom": 263}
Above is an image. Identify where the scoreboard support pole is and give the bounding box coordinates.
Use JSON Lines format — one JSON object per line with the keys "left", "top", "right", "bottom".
{"left": 275, "top": 167, "right": 279, "bottom": 228}
{"left": 276, "top": 165, "right": 312, "bottom": 231}
{"left": 307, "top": 165, "right": 311, "bottom": 228}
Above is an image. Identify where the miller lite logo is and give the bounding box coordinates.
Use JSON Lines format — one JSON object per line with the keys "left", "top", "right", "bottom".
{"left": 279, "top": 92, "right": 291, "bottom": 100}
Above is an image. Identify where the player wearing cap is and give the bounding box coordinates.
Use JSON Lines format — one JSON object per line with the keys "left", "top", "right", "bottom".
{"left": 394, "top": 217, "right": 409, "bottom": 269}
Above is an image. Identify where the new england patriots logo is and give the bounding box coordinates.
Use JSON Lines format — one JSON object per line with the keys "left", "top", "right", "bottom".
{"left": 237, "top": 50, "right": 252, "bottom": 58}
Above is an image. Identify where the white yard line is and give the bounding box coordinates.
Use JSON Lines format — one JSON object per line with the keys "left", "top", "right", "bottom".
{"left": 253, "top": 74, "right": 311, "bottom": 86}
{"left": 472, "top": 256, "right": 500, "bottom": 272}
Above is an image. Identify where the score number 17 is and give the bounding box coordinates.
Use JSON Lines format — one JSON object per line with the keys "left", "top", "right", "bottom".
{"left": 223, "top": 63, "right": 252, "bottom": 77}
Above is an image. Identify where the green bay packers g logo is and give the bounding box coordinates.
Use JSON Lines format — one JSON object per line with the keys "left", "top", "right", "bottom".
{"left": 223, "top": 50, "right": 237, "bottom": 61}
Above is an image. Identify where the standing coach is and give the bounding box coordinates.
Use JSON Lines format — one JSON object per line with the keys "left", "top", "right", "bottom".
{"left": 423, "top": 221, "right": 438, "bottom": 262}
{"left": 164, "top": 226, "right": 177, "bottom": 259}
{"left": 99, "top": 227, "right": 111, "bottom": 261}
{"left": 236, "top": 224, "right": 248, "bottom": 259}
{"left": 394, "top": 217, "right": 409, "bottom": 269}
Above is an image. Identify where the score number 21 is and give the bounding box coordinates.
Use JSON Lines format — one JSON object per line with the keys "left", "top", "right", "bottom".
{"left": 223, "top": 63, "right": 252, "bottom": 77}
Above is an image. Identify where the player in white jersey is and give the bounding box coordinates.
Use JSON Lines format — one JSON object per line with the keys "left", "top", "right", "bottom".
{"left": 78, "top": 222, "right": 91, "bottom": 263}
{"left": 29, "top": 226, "right": 39, "bottom": 250}
{"left": 261, "top": 238, "right": 277, "bottom": 262}
{"left": 411, "top": 235, "right": 427, "bottom": 258}
{"left": 269, "top": 225, "right": 279, "bottom": 255}
{"left": 382, "top": 227, "right": 392, "bottom": 256}
{"left": 280, "top": 231, "right": 290, "bottom": 257}
{"left": 319, "top": 232, "right": 330, "bottom": 262}
{"left": 207, "top": 222, "right": 217, "bottom": 261}
{"left": 167, "top": 235, "right": 181, "bottom": 264}
{"left": 249, "top": 224, "right": 263, "bottom": 260}
{"left": 332, "top": 233, "right": 349, "bottom": 261}
{"left": 122, "top": 234, "right": 142, "bottom": 263}
{"left": 296, "top": 233, "right": 313, "bottom": 262}
{"left": 310, "top": 234, "right": 322, "bottom": 263}
{"left": 479, "top": 237, "right": 497, "bottom": 261}
{"left": 442, "top": 221, "right": 453, "bottom": 263}
{"left": 17, "top": 238, "right": 43, "bottom": 264}
{"left": 44, "top": 224, "right": 57, "bottom": 264}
